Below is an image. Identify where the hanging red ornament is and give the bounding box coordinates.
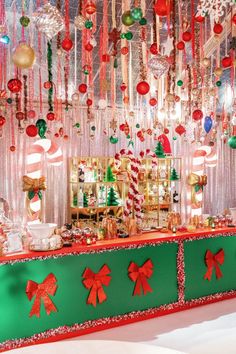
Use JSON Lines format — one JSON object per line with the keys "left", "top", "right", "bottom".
{"left": 153, "top": 0, "right": 169, "bottom": 17}
{"left": 84, "top": 42, "right": 93, "bottom": 52}
{"left": 16, "top": 111, "right": 25, "bottom": 120}
{"left": 121, "top": 46, "right": 129, "bottom": 55}
{"left": 137, "top": 130, "right": 145, "bottom": 141}
{"left": 120, "top": 123, "right": 126, "bottom": 131}
{"left": 54, "top": 133, "right": 59, "bottom": 138}
{"left": 195, "top": 15, "right": 205, "bottom": 23}
{"left": 87, "top": 98, "right": 93, "bottom": 106}
{"left": 221, "top": 56, "right": 232, "bottom": 68}
{"left": 26, "top": 124, "right": 38, "bottom": 137}
{"left": 120, "top": 83, "right": 127, "bottom": 91}
{"left": 28, "top": 110, "right": 36, "bottom": 119}
{"left": 175, "top": 124, "right": 186, "bottom": 136}
{"left": 176, "top": 41, "right": 185, "bottom": 50}
{"left": 182, "top": 31, "right": 192, "bottom": 42}
{"left": 164, "top": 128, "right": 169, "bottom": 134}
{"left": 150, "top": 43, "right": 158, "bottom": 55}
{"left": 175, "top": 95, "right": 181, "bottom": 102}
{"left": 85, "top": 1, "right": 96, "bottom": 15}
{"left": 213, "top": 23, "right": 223, "bottom": 35}
{"left": 0, "top": 116, "right": 6, "bottom": 126}
{"left": 192, "top": 109, "right": 203, "bottom": 121}
{"left": 64, "top": 134, "right": 69, "bottom": 140}
{"left": 61, "top": 38, "right": 73, "bottom": 51}
{"left": 10, "top": 145, "right": 16, "bottom": 152}
{"left": 123, "top": 96, "right": 129, "bottom": 104}
{"left": 78, "top": 83, "right": 88, "bottom": 93}
{"left": 232, "top": 14, "right": 236, "bottom": 26}
{"left": 43, "top": 81, "right": 52, "bottom": 89}
{"left": 136, "top": 81, "right": 150, "bottom": 95}
{"left": 7, "top": 79, "right": 22, "bottom": 93}
{"left": 47, "top": 112, "right": 55, "bottom": 121}
{"left": 149, "top": 97, "right": 157, "bottom": 106}
{"left": 102, "top": 54, "right": 110, "bottom": 62}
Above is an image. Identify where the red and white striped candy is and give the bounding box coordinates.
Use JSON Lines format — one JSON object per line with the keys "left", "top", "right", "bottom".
{"left": 26, "top": 139, "right": 63, "bottom": 222}
{"left": 139, "top": 149, "right": 158, "bottom": 168}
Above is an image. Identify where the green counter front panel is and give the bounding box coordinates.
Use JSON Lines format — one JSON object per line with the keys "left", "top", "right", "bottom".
{"left": 0, "top": 242, "right": 178, "bottom": 343}
{"left": 184, "top": 235, "right": 236, "bottom": 301}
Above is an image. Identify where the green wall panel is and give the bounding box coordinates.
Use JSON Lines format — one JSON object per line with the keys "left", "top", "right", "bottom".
{"left": 0, "top": 242, "right": 178, "bottom": 342}
{"left": 184, "top": 235, "right": 236, "bottom": 301}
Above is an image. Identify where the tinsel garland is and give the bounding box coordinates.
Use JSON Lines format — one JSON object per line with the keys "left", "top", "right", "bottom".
{"left": 23, "top": 74, "right": 27, "bottom": 121}
{"left": 1, "top": 289, "right": 236, "bottom": 352}
{"left": 47, "top": 41, "right": 53, "bottom": 112}
{"left": 177, "top": 240, "right": 185, "bottom": 304}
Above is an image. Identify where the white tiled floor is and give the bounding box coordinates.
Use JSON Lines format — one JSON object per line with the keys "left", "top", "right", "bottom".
{"left": 10, "top": 298, "right": 236, "bottom": 354}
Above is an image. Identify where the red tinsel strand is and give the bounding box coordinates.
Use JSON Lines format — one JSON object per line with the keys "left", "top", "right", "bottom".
{"left": 23, "top": 74, "right": 28, "bottom": 121}
{"left": 191, "top": 0, "right": 195, "bottom": 62}
{"left": 10, "top": 95, "right": 16, "bottom": 147}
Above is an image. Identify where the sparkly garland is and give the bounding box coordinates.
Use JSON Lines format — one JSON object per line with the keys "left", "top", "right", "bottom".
{"left": 177, "top": 240, "right": 185, "bottom": 304}
{"left": 1, "top": 289, "right": 236, "bottom": 352}
{"left": 47, "top": 41, "right": 53, "bottom": 112}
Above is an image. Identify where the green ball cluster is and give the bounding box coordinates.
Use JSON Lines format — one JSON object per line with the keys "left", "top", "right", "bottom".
{"left": 131, "top": 7, "right": 143, "bottom": 21}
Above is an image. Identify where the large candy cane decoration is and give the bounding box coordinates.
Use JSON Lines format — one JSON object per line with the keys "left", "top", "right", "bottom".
{"left": 139, "top": 149, "right": 158, "bottom": 168}
{"left": 188, "top": 145, "right": 217, "bottom": 217}
{"left": 23, "top": 139, "right": 63, "bottom": 222}
{"left": 114, "top": 149, "right": 143, "bottom": 224}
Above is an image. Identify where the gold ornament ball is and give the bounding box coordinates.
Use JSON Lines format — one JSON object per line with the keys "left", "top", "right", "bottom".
{"left": 202, "top": 57, "right": 211, "bottom": 68}
{"left": 12, "top": 43, "right": 35, "bottom": 69}
{"left": 209, "top": 88, "right": 215, "bottom": 96}
{"left": 165, "top": 93, "right": 175, "bottom": 102}
{"left": 214, "top": 67, "right": 223, "bottom": 77}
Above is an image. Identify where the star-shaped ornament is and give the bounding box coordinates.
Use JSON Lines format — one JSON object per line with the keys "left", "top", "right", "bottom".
{"left": 162, "top": 35, "right": 174, "bottom": 56}
{"left": 109, "top": 120, "right": 118, "bottom": 130}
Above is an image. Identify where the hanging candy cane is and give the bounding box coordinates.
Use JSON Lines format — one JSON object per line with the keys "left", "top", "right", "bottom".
{"left": 22, "top": 139, "right": 63, "bottom": 222}
{"left": 114, "top": 149, "right": 143, "bottom": 224}
{"left": 187, "top": 145, "right": 217, "bottom": 217}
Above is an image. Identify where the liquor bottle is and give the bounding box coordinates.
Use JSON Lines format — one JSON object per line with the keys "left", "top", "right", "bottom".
{"left": 98, "top": 186, "right": 106, "bottom": 206}
{"left": 173, "top": 190, "right": 179, "bottom": 203}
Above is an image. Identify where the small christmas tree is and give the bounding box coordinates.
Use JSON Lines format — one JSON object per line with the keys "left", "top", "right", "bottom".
{"left": 170, "top": 168, "right": 179, "bottom": 181}
{"left": 104, "top": 165, "right": 116, "bottom": 182}
{"left": 154, "top": 141, "right": 166, "bottom": 158}
{"left": 107, "top": 186, "right": 119, "bottom": 206}
{"left": 83, "top": 193, "right": 88, "bottom": 207}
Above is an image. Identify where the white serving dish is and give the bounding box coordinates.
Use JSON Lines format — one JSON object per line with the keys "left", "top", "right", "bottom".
{"left": 27, "top": 223, "right": 57, "bottom": 239}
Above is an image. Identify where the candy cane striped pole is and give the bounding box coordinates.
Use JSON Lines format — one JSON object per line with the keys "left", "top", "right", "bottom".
{"left": 25, "top": 139, "right": 63, "bottom": 222}
{"left": 189, "top": 145, "right": 217, "bottom": 217}
{"left": 139, "top": 149, "right": 158, "bottom": 169}
{"left": 114, "top": 149, "right": 143, "bottom": 224}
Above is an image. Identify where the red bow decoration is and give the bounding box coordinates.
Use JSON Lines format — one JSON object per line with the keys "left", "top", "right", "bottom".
{"left": 26, "top": 273, "right": 58, "bottom": 318}
{"left": 204, "top": 249, "right": 225, "bottom": 281}
{"left": 82, "top": 264, "right": 111, "bottom": 307}
{"left": 128, "top": 259, "right": 154, "bottom": 296}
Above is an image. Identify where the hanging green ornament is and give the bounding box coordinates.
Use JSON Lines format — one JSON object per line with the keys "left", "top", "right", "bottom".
{"left": 6, "top": 98, "right": 12, "bottom": 104}
{"left": 130, "top": 7, "right": 143, "bottom": 21}
{"left": 173, "top": 136, "right": 177, "bottom": 140}
{"left": 36, "top": 119, "right": 47, "bottom": 139}
{"left": 122, "top": 11, "right": 135, "bottom": 26}
{"left": 109, "top": 135, "right": 118, "bottom": 144}
{"left": 114, "top": 58, "right": 118, "bottom": 68}
{"left": 177, "top": 80, "right": 183, "bottom": 86}
{"left": 228, "top": 136, "right": 236, "bottom": 149}
{"left": 125, "top": 31, "right": 133, "bottom": 40}
{"left": 74, "top": 122, "right": 80, "bottom": 128}
{"left": 120, "top": 33, "right": 126, "bottom": 39}
{"left": 136, "top": 123, "right": 140, "bottom": 128}
{"left": 91, "top": 125, "right": 96, "bottom": 131}
{"left": 216, "top": 80, "right": 222, "bottom": 87}
{"left": 20, "top": 16, "right": 30, "bottom": 27}
{"left": 126, "top": 134, "right": 131, "bottom": 139}
{"left": 139, "top": 17, "right": 147, "bottom": 25}
{"left": 85, "top": 20, "right": 93, "bottom": 29}
{"left": 128, "top": 139, "right": 134, "bottom": 147}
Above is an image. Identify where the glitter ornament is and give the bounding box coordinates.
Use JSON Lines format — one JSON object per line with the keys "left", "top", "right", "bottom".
{"left": 85, "top": 1, "right": 96, "bottom": 15}
{"left": 26, "top": 124, "right": 38, "bottom": 137}
{"left": 32, "top": 3, "right": 64, "bottom": 39}
{"left": 120, "top": 83, "right": 127, "bottom": 91}
{"left": 175, "top": 124, "right": 186, "bottom": 136}
{"left": 214, "top": 67, "right": 223, "bottom": 77}
{"left": 121, "top": 46, "right": 129, "bottom": 55}
{"left": 195, "top": 15, "right": 205, "bottom": 22}
{"left": 122, "top": 11, "right": 135, "bottom": 27}
{"left": 102, "top": 54, "right": 110, "bottom": 62}
{"left": 221, "top": 56, "right": 232, "bottom": 68}
{"left": 12, "top": 43, "right": 35, "bottom": 69}
{"left": 78, "top": 83, "right": 87, "bottom": 93}
{"left": 87, "top": 99, "right": 93, "bottom": 106}
{"left": 47, "top": 112, "right": 55, "bottom": 121}
{"left": 216, "top": 80, "right": 222, "bottom": 87}
{"left": 149, "top": 97, "right": 157, "bottom": 106}
{"left": 16, "top": 111, "right": 25, "bottom": 120}
{"left": 228, "top": 136, "right": 236, "bottom": 149}
{"left": 204, "top": 116, "right": 213, "bottom": 133}
{"left": 177, "top": 80, "right": 183, "bottom": 86}
{"left": 232, "top": 14, "right": 236, "bottom": 25}
{"left": 61, "top": 38, "right": 73, "bottom": 51}
{"left": 182, "top": 31, "right": 192, "bottom": 42}
{"left": 6, "top": 98, "right": 12, "bottom": 104}
{"left": 148, "top": 54, "right": 169, "bottom": 78}
{"left": 150, "top": 43, "right": 158, "bottom": 55}
{"left": 10, "top": 145, "right": 16, "bottom": 152}
{"left": 0, "top": 116, "right": 6, "bottom": 126}
{"left": 130, "top": 7, "right": 143, "bottom": 21}
{"left": 136, "top": 81, "right": 150, "bottom": 95}
{"left": 202, "top": 57, "right": 211, "bottom": 67}
{"left": 28, "top": 110, "right": 36, "bottom": 119}
{"left": 177, "top": 41, "right": 185, "bottom": 50}
{"left": 20, "top": 16, "right": 30, "bottom": 27}
{"left": 192, "top": 109, "right": 203, "bottom": 121}
{"left": 154, "top": 0, "right": 169, "bottom": 17}
{"left": 125, "top": 32, "right": 133, "bottom": 40}
{"left": 74, "top": 15, "right": 86, "bottom": 30}
{"left": 43, "top": 81, "right": 52, "bottom": 89}
{"left": 85, "top": 20, "right": 93, "bottom": 29}
{"left": 7, "top": 78, "right": 22, "bottom": 93}
{"left": 110, "top": 135, "right": 119, "bottom": 144}
{"left": 85, "top": 42, "right": 93, "bottom": 51}
{"left": 139, "top": 18, "right": 147, "bottom": 25}
{"left": 213, "top": 23, "right": 223, "bottom": 34}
